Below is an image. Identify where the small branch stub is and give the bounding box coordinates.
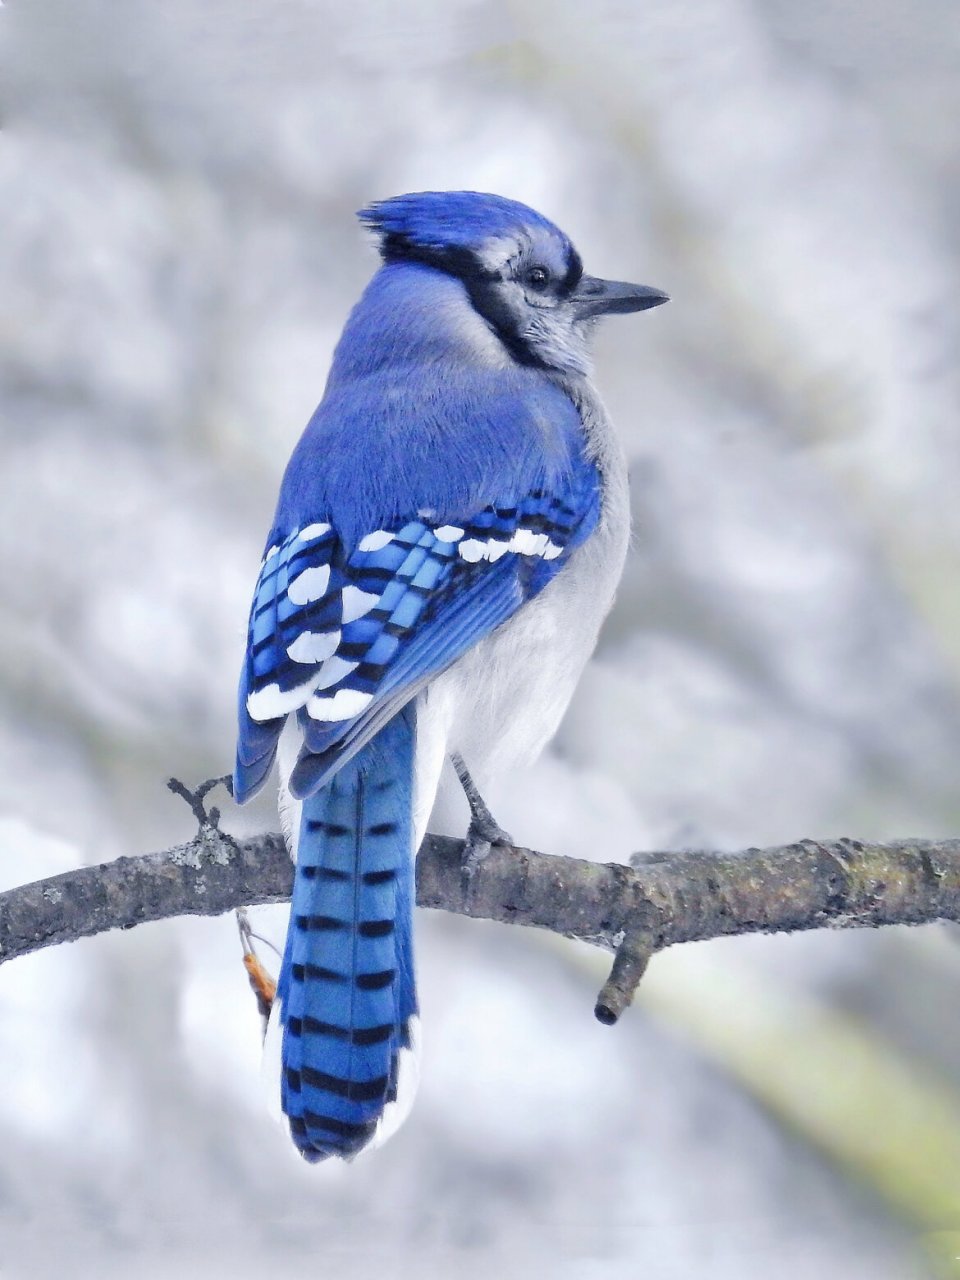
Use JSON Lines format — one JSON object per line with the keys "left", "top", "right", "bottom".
{"left": 595, "top": 929, "right": 656, "bottom": 1025}
{"left": 167, "top": 775, "right": 240, "bottom": 853}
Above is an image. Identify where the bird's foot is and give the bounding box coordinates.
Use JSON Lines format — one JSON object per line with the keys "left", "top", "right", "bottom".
{"left": 451, "top": 752, "right": 514, "bottom": 879}
{"left": 462, "top": 812, "right": 515, "bottom": 878}
{"left": 237, "top": 908, "right": 278, "bottom": 1037}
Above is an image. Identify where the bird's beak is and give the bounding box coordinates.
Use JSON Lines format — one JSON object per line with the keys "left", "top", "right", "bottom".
{"left": 570, "top": 276, "right": 670, "bottom": 319}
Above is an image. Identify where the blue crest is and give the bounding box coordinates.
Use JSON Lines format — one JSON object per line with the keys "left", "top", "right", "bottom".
{"left": 358, "top": 190, "right": 574, "bottom": 259}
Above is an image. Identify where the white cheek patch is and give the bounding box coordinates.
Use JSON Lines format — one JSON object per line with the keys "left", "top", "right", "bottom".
{"left": 476, "top": 235, "right": 521, "bottom": 273}
{"left": 306, "top": 688, "right": 374, "bottom": 721}
{"left": 287, "top": 564, "right": 331, "bottom": 605}
{"left": 286, "top": 629, "right": 340, "bottom": 665}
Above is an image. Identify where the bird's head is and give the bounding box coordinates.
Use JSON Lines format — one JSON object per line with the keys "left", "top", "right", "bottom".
{"left": 358, "top": 191, "right": 668, "bottom": 377}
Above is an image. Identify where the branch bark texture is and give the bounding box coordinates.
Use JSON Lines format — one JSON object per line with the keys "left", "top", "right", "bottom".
{"left": 3, "top": 829, "right": 960, "bottom": 1015}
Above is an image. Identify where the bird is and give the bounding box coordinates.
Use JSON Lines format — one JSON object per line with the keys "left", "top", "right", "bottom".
{"left": 233, "top": 190, "right": 668, "bottom": 1162}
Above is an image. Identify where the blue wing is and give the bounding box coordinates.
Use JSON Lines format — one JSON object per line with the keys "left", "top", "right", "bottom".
{"left": 234, "top": 468, "right": 601, "bottom": 804}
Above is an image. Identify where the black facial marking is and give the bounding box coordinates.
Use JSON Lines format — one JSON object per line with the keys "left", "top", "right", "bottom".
{"left": 376, "top": 227, "right": 584, "bottom": 370}
{"left": 562, "top": 248, "right": 584, "bottom": 294}
{"left": 468, "top": 279, "right": 544, "bottom": 367}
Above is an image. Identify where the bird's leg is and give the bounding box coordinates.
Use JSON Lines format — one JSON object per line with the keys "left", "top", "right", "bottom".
{"left": 237, "top": 908, "right": 278, "bottom": 1040}
{"left": 450, "top": 752, "right": 514, "bottom": 876}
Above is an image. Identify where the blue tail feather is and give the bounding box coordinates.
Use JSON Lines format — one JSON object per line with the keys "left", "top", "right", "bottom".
{"left": 277, "top": 707, "right": 417, "bottom": 1161}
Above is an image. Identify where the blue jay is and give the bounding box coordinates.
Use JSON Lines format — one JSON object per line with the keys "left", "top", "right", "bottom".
{"left": 233, "top": 191, "right": 667, "bottom": 1162}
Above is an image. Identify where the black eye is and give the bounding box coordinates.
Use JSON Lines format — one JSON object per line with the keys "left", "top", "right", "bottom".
{"left": 524, "top": 265, "right": 551, "bottom": 291}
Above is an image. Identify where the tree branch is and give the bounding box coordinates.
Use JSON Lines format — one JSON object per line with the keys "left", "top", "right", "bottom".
{"left": 3, "top": 820, "right": 960, "bottom": 1021}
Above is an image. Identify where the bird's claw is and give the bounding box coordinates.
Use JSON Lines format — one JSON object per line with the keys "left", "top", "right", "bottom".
{"left": 461, "top": 813, "right": 514, "bottom": 879}
{"left": 451, "top": 751, "right": 514, "bottom": 879}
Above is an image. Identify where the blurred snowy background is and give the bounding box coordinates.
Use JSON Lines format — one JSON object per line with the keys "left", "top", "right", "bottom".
{"left": 2, "top": 1, "right": 960, "bottom": 1276}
